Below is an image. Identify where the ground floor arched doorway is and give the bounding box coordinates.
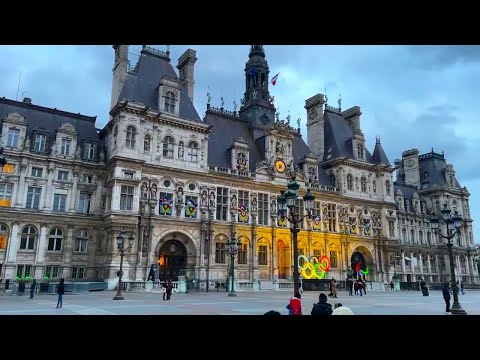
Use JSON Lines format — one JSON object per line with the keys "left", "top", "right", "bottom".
{"left": 351, "top": 251, "right": 368, "bottom": 280}
{"left": 277, "top": 240, "right": 287, "bottom": 279}
{"left": 158, "top": 240, "right": 187, "bottom": 281}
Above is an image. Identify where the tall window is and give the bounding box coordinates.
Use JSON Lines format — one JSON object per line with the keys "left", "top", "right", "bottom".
{"left": 144, "top": 134, "right": 151, "bottom": 152}
{"left": 361, "top": 177, "right": 367, "bottom": 192}
{"left": 402, "top": 228, "right": 407, "bottom": 242}
{"left": 45, "top": 266, "right": 60, "bottom": 280}
{"left": 410, "top": 229, "right": 415, "bottom": 243}
{"left": 75, "top": 229, "right": 88, "bottom": 252}
{"left": 61, "top": 138, "right": 71, "bottom": 155}
{"left": 26, "top": 187, "right": 41, "bottom": 209}
{"left": 163, "top": 136, "right": 174, "bottom": 158}
{"left": 216, "top": 187, "right": 228, "bottom": 221}
{"left": 388, "top": 220, "right": 395, "bottom": 237}
{"left": 238, "top": 190, "right": 249, "bottom": 210}
{"left": 53, "top": 194, "right": 67, "bottom": 212}
{"left": 34, "top": 134, "right": 46, "bottom": 152}
{"left": 258, "top": 245, "right": 267, "bottom": 265}
{"left": 330, "top": 250, "right": 338, "bottom": 268}
{"left": 419, "top": 231, "right": 423, "bottom": 244}
{"left": 0, "top": 224, "right": 9, "bottom": 250}
{"left": 84, "top": 143, "right": 96, "bottom": 160}
{"left": 31, "top": 167, "right": 43, "bottom": 177}
{"left": 120, "top": 185, "right": 134, "bottom": 210}
{"left": 48, "top": 228, "right": 63, "bottom": 251}
{"left": 258, "top": 193, "right": 269, "bottom": 226}
{"left": 347, "top": 174, "right": 353, "bottom": 190}
{"left": 126, "top": 126, "right": 136, "bottom": 148}
{"left": 238, "top": 242, "right": 247, "bottom": 264}
{"left": 78, "top": 192, "right": 92, "bottom": 214}
{"left": 328, "top": 204, "right": 336, "bottom": 232}
{"left": 17, "top": 265, "right": 32, "bottom": 279}
{"left": 427, "top": 232, "right": 431, "bottom": 245}
{"left": 184, "top": 195, "right": 198, "bottom": 218}
{"left": 187, "top": 141, "right": 198, "bottom": 162}
{"left": 386, "top": 180, "right": 391, "bottom": 195}
{"left": 20, "top": 226, "right": 36, "bottom": 250}
{"left": 0, "top": 184, "right": 13, "bottom": 207}
{"left": 71, "top": 267, "right": 85, "bottom": 279}
{"left": 164, "top": 91, "right": 176, "bottom": 113}
{"left": 57, "top": 171, "right": 69, "bottom": 181}
{"left": 7, "top": 128, "right": 20, "bottom": 148}
{"left": 215, "top": 242, "right": 226, "bottom": 264}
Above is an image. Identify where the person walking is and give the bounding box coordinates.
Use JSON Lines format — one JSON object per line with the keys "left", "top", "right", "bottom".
{"left": 442, "top": 282, "right": 451, "bottom": 314}
{"left": 390, "top": 280, "right": 394, "bottom": 291}
{"left": 347, "top": 278, "right": 353, "bottom": 296}
{"left": 460, "top": 281, "right": 465, "bottom": 295}
{"left": 29, "top": 279, "right": 37, "bottom": 299}
{"left": 166, "top": 279, "right": 173, "bottom": 300}
{"left": 56, "top": 278, "right": 65, "bottom": 309}
{"left": 331, "top": 279, "right": 338, "bottom": 298}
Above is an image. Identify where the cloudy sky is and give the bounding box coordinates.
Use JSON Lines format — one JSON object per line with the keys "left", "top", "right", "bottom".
{"left": 0, "top": 45, "right": 478, "bottom": 239}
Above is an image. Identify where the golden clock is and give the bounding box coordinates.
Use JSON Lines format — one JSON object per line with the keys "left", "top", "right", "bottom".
{"left": 275, "top": 160, "right": 286, "bottom": 173}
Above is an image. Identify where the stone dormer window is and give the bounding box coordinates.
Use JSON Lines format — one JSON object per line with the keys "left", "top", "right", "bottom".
{"left": 55, "top": 122, "right": 78, "bottom": 157}
{"left": 230, "top": 136, "right": 249, "bottom": 172}
{"left": 7, "top": 128, "right": 20, "bottom": 148}
{"left": 2, "top": 112, "right": 27, "bottom": 149}
{"left": 187, "top": 141, "right": 198, "bottom": 162}
{"left": 33, "top": 132, "right": 47, "bottom": 152}
{"left": 164, "top": 91, "right": 176, "bottom": 114}
{"left": 60, "top": 137, "right": 71, "bottom": 156}
{"left": 158, "top": 77, "right": 180, "bottom": 116}
{"left": 357, "top": 143, "right": 364, "bottom": 159}
{"left": 84, "top": 142, "right": 96, "bottom": 160}
{"left": 126, "top": 125, "right": 136, "bottom": 148}
{"left": 163, "top": 136, "right": 174, "bottom": 158}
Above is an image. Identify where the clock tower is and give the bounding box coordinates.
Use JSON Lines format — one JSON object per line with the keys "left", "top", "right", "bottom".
{"left": 239, "top": 45, "right": 276, "bottom": 136}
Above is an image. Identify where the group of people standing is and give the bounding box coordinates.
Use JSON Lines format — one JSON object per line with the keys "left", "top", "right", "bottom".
{"left": 285, "top": 291, "right": 354, "bottom": 316}
{"left": 346, "top": 277, "right": 367, "bottom": 296}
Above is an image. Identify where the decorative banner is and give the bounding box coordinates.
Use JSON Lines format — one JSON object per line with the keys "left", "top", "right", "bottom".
{"left": 160, "top": 196, "right": 173, "bottom": 216}
{"left": 298, "top": 255, "right": 331, "bottom": 279}
{"left": 363, "top": 219, "right": 371, "bottom": 236}
{"left": 355, "top": 262, "right": 369, "bottom": 277}
{"left": 184, "top": 199, "right": 197, "bottom": 218}
{"left": 0, "top": 235, "right": 6, "bottom": 249}
{"left": 278, "top": 215, "right": 287, "bottom": 227}
{"left": 238, "top": 205, "right": 249, "bottom": 223}
{"left": 312, "top": 216, "right": 321, "bottom": 230}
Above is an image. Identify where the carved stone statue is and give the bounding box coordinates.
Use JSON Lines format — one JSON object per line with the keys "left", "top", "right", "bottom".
{"left": 251, "top": 197, "right": 257, "bottom": 213}
{"left": 142, "top": 182, "right": 148, "bottom": 199}
{"left": 150, "top": 183, "right": 158, "bottom": 200}
{"left": 201, "top": 190, "right": 208, "bottom": 207}
{"left": 100, "top": 146, "right": 106, "bottom": 162}
{"left": 24, "top": 136, "right": 31, "bottom": 150}
{"left": 75, "top": 145, "right": 81, "bottom": 159}
{"left": 209, "top": 191, "right": 215, "bottom": 208}
{"left": 270, "top": 199, "right": 277, "bottom": 215}
{"left": 230, "top": 194, "right": 237, "bottom": 211}
{"left": 178, "top": 142, "right": 184, "bottom": 159}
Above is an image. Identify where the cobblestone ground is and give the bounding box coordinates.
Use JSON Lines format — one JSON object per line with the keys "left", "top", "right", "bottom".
{"left": 0, "top": 289, "right": 478, "bottom": 315}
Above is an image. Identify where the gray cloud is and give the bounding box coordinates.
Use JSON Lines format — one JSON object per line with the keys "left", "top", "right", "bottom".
{"left": 407, "top": 45, "right": 480, "bottom": 69}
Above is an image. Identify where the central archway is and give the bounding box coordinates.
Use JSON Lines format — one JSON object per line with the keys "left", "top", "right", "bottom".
{"left": 351, "top": 251, "right": 367, "bottom": 279}
{"left": 158, "top": 240, "right": 187, "bottom": 281}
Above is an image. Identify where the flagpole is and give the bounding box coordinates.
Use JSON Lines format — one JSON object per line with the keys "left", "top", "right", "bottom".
{"left": 15, "top": 72, "right": 22, "bottom": 101}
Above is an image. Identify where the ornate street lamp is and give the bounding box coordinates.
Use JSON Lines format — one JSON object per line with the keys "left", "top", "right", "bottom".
{"left": 113, "top": 228, "right": 134, "bottom": 300}
{"left": 226, "top": 237, "right": 241, "bottom": 296}
{"left": 278, "top": 177, "right": 315, "bottom": 296}
{"left": 430, "top": 204, "right": 466, "bottom": 315}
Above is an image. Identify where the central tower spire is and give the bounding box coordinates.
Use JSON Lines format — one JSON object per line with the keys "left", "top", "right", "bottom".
{"left": 240, "top": 45, "right": 276, "bottom": 129}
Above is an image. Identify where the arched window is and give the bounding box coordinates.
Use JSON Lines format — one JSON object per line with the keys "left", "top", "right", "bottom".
{"left": 361, "top": 177, "right": 367, "bottom": 192}
{"left": 329, "top": 174, "right": 336, "bottom": 187}
{"left": 20, "top": 226, "right": 36, "bottom": 250}
{"left": 401, "top": 228, "right": 407, "bottom": 242}
{"left": 237, "top": 238, "right": 248, "bottom": 265}
{"left": 187, "top": 141, "right": 198, "bottom": 162}
{"left": 347, "top": 174, "right": 353, "bottom": 190}
{"left": 215, "top": 236, "right": 227, "bottom": 264}
{"left": 75, "top": 229, "right": 89, "bottom": 252}
{"left": 126, "top": 126, "right": 136, "bottom": 148}
{"left": 164, "top": 91, "right": 176, "bottom": 113}
{"left": 386, "top": 180, "right": 391, "bottom": 195}
{"left": 163, "top": 136, "right": 174, "bottom": 158}
{"left": 48, "top": 228, "right": 63, "bottom": 251}
{"left": 0, "top": 224, "right": 9, "bottom": 250}
{"left": 419, "top": 230, "right": 423, "bottom": 244}
{"left": 144, "top": 134, "right": 151, "bottom": 153}
{"left": 258, "top": 241, "right": 268, "bottom": 265}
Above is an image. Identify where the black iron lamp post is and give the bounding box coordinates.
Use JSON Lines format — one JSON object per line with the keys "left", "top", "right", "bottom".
{"left": 430, "top": 204, "right": 467, "bottom": 315}
{"left": 278, "top": 177, "right": 315, "bottom": 296}
{"left": 226, "top": 237, "right": 241, "bottom": 296}
{"left": 113, "top": 229, "right": 134, "bottom": 300}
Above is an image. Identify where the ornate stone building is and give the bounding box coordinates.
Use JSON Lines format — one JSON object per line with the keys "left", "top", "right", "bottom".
{"left": 0, "top": 45, "right": 477, "bottom": 289}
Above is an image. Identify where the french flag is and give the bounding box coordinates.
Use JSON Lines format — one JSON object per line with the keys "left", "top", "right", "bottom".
{"left": 271, "top": 72, "right": 279, "bottom": 86}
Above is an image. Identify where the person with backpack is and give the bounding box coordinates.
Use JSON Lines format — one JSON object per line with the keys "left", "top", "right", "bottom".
{"left": 286, "top": 292, "right": 302, "bottom": 315}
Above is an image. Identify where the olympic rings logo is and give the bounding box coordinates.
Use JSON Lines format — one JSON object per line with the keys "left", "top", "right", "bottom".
{"left": 355, "top": 262, "right": 369, "bottom": 276}
{"left": 298, "top": 255, "right": 331, "bottom": 279}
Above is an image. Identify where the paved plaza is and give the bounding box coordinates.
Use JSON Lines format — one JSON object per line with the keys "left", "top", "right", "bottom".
{"left": 0, "top": 289, "right": 479, "bottom": 315}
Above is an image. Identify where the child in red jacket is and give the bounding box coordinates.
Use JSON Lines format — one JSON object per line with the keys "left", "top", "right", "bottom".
{"left": 287, "top": 292, "right": 302, "bottom": 315}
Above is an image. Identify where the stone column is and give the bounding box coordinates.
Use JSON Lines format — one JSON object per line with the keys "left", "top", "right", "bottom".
{"left": 427, "top": 253, "right": 432, "bottom": 282}
{"left": 418, "top": 253, "right": 423, "bottom": 275}
{"left": 4, "top": 222, "right": 20, "bottom": 278}
{"left": 15, "top": 163, "right": 28, "bottom": 207}
{"left": 87, "top": 226, "right": 98, "bottom": 279}
{"left": 69, "top": 170, "right": 79, "bottom": 212}
{"left": 34, "top": 223, "right": 48, "bottom": 278}
{"left": 93, "top": 177, "right": 104, "bottom": 215}
{"left": 410, "top": 251, "right": 415, "bottom": 280}
{"left": 401, "top": 250, "right": 406, "bottom": 281}
{"left": 271, "top": 226, "right": 277, "bottom": 280}
{"left": 379, "top": 243, "right": 385, "bottom": 282}
{"left": 250, "top": 212, "right": 258, "bottom": 282}
{"left": 42, "top": 165, "right": 55, "bottom": 210}
{"left": 62, "top": 225, "right": 75, "bottom": 278}
{"left": 435, "top": 255, "right": 441, "bottom": 280}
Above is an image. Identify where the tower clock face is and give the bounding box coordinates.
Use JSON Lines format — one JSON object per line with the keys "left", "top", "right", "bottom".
{"left": 275, "top": 160, "right": 286, "bottom": 173}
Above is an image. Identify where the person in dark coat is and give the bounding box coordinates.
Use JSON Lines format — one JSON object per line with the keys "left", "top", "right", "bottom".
{"left": 29, "top": 279, "right": 37, "bottom": 299}
{"left": 460, "top": 281, "right": 465, "bottom": 295}
{"left": 347, "top": 278, "right": 353, "bottom": 296}
{"left": 311, "top": 293, "right": 333, "bottom": 316}
{"left": 442, "top": 282, "right": 451, "bottom": 314}
{"left": 56, "top": 278, "right": 65, "bottom": 309}
{"left": 390, "top": 280, "right": 394, "bottom": 291}
{"left": 166, "top": 279, "right": 173, "bottom": 301}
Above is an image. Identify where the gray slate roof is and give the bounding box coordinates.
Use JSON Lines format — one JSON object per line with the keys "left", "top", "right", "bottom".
{"left": 372, "top": 140, "right": 390, "bottom": 165}
{"left": 419, "top": 152, "right": 461, "bottom": 188}
{"left": 118, "top": 51, "right": 201, "bottom": 122}
{"left": 204, "top": 110, "right": 332, "bottom": 186}
{"left": 0, "top": 97, "right": 99, "bottom": 159}
{"left": 323, "top": 110, "right": 375, "bottom": 163}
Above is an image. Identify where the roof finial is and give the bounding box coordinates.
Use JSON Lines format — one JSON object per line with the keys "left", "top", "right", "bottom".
{"left": 233, "top": 98, "right": 237, "bottom": 112}
{"left": 221, "top": 96, "right": 224, "bottom": 108}
{"left": 166, "top": 45, "right": 170, "bottom": 56}
{"left": 297, "top": 114, "right": 301, "bottom": 130}
{"left": 275, "top": 108, "right": 280, "bottom": 122}
{"left": 338, "top": 93, "right": 342, "bottom": 111}
{"left": 207, "top": 85, "right": 211, "bottom": 105}
{"left": 287, "top": 110, "right": 291, "bottom": 125}
{"left": 324, "top": 88, "right": 328, "bottom": 105}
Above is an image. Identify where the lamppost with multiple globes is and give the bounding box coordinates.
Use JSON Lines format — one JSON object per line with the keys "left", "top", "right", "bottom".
{"left": 226, "top": 237, "right": 241, "bottom": 296}
{"left": 430, "top": 204, "right": 467, "bottom": 315}
{"left": 278, "top": 177, "right": 315, "bottom": 296}
{"left": 113, "top": 229, "right": 134, "bottom": 301}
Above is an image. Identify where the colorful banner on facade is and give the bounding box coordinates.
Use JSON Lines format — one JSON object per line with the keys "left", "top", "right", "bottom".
{"left": 160, "top": 197, "right": 173, "bottom": 216}
{"left": 0, "top": 235, "right": 6, "bottom": 249}
{"left": 238, "top": 205, "right": 249, "bottom": 223}
{"left": 185, "top": 199, "right": 197, "bottom": 218}
{"left": 312, "top": 216, "right": 321, "bottom": 230}
{"left": 278, "top": 215, "right": 286, "bottom": 227}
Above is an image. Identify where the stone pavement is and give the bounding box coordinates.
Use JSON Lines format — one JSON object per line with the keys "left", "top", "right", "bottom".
{"left": 0, "top": 289, "right": 479, "bottom": 315}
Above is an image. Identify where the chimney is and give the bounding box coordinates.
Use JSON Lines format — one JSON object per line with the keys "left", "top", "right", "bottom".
{"left": 110, "top": 45, "right": 129, "bottom": 111}
{"left": 305, "top": 93, "right": 326, "bottom": 162}
{"left": 177, "top": 49, "right": 198, "bottom": 103}
{"left": 23, "top": 97, "right": 32, "bottom": 104}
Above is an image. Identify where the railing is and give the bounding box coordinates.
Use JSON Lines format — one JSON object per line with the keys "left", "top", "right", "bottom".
{"left": 237, "top": 282, "right": 254, "bottom": 290}
{"left": 208, "top": 166, "right": 256, "bottom": 179}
